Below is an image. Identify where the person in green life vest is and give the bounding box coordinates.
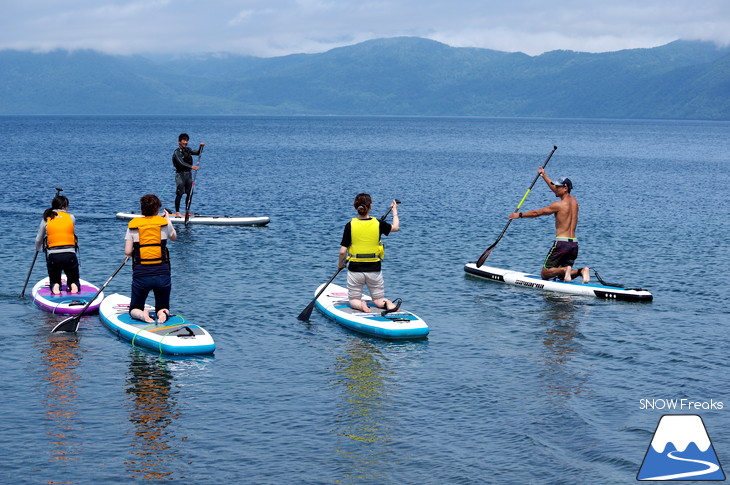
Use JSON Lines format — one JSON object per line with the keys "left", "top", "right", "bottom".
{"left": 337, "top": 193, "right": 401, "bottom": 313}
{"left": 124, "top": 194, "right": 177, "bottom": 323}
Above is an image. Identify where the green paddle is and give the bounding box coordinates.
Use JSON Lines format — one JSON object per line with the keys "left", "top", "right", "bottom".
{"left": 476, "top": 146, "right": 557, "bottom": 267}
{"left": 51, "top": 256, "right": 129, "bottom": 333}
{"left": 184, "top": 145, "right": 204, "bottom": 226}
{"left": 297, "top": 200, "right": 400, "bottom": 322}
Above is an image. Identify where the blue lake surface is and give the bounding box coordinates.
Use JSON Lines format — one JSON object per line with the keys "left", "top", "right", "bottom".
{"left": 1, "top": 115, "right": 729, "bottom": 484}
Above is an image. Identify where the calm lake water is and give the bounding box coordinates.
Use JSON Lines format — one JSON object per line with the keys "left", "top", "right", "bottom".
{"left": 1, "top": 115, "right": 729, "bottom": 484}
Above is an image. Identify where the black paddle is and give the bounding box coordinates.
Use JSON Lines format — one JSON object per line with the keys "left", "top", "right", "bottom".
{"left": 22, "top": 187, "right": 64, "bottom": 297}
{"left": 476, "top": 146, "right": 558, "bottom": 267}
{"left": 297, "top": 199, "right": 401, "bottom": 322}
{"left": 51, "top": 256, "right": 129, "bottom": 333}
{"left": 184, "top": 145, "right": 204, "bottom": 226}
{"left": 20, "top": 251, "right": 39, "bottom": 298}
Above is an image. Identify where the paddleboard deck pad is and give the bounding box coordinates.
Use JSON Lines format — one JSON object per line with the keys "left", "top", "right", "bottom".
{"left": 314, "top": 283, "right": 429, "bottom": 339}
{"left": 99, "top": 293, "right": 215, "bottom": 355}
{"left": 116, "top": 212, "right": 269, "bottom": 226}
{"left": 464, "top": 263, "right": 653, "bottom": 302}
{"left": 31, "top": 277, "right": 104, "bottom": 315}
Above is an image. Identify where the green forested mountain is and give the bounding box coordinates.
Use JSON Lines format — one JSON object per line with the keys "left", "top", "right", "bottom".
{"left": 1, "top": 37, "right": 728, "bottom": 119}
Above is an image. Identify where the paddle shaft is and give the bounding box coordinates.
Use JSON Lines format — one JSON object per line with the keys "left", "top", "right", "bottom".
{"left": 51, "top": 256, "right": 129, "bottom": 333}
{"left": 297, "top": 200, "right": 401, "bottom": 322}
{"left": 20, "top": 251, "right": 40, "bottom": 298}
{"left": 185, "top": 145, "right": 204, "bottom": 225}
{"left": 476, "top": 146, "right": 557, "bottom": 267}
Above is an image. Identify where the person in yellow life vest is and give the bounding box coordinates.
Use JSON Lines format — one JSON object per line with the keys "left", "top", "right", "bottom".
{"left": 35, "top": 195, "right": 80, "bottom": 295}
{"left": 124, "top": 194, "right": 177, "bottom": 324}
{"left": 338, "top": 193, "right": 400, "bottom": 313}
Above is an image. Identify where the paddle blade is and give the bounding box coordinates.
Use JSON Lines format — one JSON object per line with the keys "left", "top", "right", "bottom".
{"left": 52, "top": 315, "right": 81, "bottom": 333}
{"left": 476, "top": 246, "right": 494, "bottom": 267}
{"left": 297, "top": 301, "right": 316, "bottom": 322}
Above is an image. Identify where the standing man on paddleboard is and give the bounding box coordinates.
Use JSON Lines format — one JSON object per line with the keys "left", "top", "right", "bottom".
{"left": 508, "top": 168, "right": 590, "bottom": 283}
{"left": 172, "top": 133, "right": 204, "bottom": 217}
{"left": 338, "top": 193, "right": 401, "bottom": 313}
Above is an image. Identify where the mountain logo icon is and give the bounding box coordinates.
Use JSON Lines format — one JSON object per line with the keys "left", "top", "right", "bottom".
{"left": 637, "top": 414, "right": 725, "bottom": 481}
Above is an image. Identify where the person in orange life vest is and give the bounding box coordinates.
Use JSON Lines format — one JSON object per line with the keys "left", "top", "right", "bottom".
{"left": 172, "top": 133, "right": 204, "bottom": 217}
{"left": 35, "top": 194, "right": 80, "bottom": 295}
{"left": 124, "top": 194, "right": 177, "bottom": 323}
{"left": 338, "top": 193, "right": 400, "bottom": 313}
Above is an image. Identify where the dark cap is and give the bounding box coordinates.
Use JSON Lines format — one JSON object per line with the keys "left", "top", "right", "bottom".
{"left": 552, "top": 177, "right": 573, "bottom": 190}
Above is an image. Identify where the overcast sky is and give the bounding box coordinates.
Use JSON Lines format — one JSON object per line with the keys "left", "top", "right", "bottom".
{"left": 3, "top": 0, "right": 729, "bottom": 58}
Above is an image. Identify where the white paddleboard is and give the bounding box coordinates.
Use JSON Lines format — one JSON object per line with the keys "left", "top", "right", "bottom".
{"left": 314, "top": 283, "right": 429, "bottom": 339}
{"left": 116, "top": 212, "right": 269, "bottom": 226}
{"left": 464, "top": 263, "right": 653, "bottom": 301}
{"left": 99, "top": 293, "right": 215, "bottom": 355}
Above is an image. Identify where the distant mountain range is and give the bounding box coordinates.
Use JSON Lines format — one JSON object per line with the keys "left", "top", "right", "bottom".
{"left": 1, "top": 37, "right": 729, "bottom": 119}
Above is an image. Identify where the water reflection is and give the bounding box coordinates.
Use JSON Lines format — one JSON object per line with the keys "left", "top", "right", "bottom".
{"left": 41, "top": 328, "right": 82, "bottom": 463}
{"left": 124, "top": 351, "right": 179, "bottom": 481}
{"left": 330, "top": 337, "right": 395, "bottom": 483}
{"left": 537, "top": 295, "right": 587, "bottom": 399}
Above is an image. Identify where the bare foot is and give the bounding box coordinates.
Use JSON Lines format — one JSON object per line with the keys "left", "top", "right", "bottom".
{"left": 157, "top": 309, "right": 169, "bottom": 324}
{"left": 131, "top": 308, "right": 155, "bottom": 323}
{"left": 52, "top": 283, "right": 61, "bottom": 295}
{"left": 580, "top": 267, "right": 591, "bottom": 283}
{"left": 360, "top": 300, "right": 371, "bottom": 313}
{"left": 175, "top": 212, "right": 182, "bottom": 217}
{"left": 70, "top": 283, "right": 79, "bottom": 294}
{"left": 564, "top": 266, "right": 573, "bottom": 282}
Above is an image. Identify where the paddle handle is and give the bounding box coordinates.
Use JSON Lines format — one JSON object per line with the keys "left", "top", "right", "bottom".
{"left": 379, "top": 199, "right": 401, "bottom": 221}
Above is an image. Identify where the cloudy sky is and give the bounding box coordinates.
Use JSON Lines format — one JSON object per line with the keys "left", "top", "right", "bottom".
{"left": 3, "top": 0, "right": 729, "bottom": 58}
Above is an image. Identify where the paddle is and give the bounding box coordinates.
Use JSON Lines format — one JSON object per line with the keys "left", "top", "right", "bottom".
{"left": 184, "top": 145, "right": 204, "bottom": 226}
{"left": 20, "top": 251, "right": 39, "bottom": 298}
{"left": 22, "top": 187, "right": 65, "bottom": 297}
{"left": 51, "top": 256, "right": 129, "bottom": 333}
{"left": 476, "top": 146, "right": 558, "bottom": 267}
{"left": 297, "top": 199, "right": 401, "bottom": 322}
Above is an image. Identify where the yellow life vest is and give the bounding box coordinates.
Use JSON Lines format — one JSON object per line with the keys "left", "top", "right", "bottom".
{"left": 128, "top": 216, "right": 170, "bottom": 265}
{"left": 347, "top": 217, "right": 384, "bottom": 262}
{"left": 45, "top": 211, "right": 76, "bottom": 248}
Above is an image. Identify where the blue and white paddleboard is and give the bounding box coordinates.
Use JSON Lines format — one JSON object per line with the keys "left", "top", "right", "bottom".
{"left": 464, "top": 263, "right": 653, "bottom": 302}
{"left": 314, "top": 283, "right": 430, "bottom": 339}
{"left": 99, "top": 293, "right": 215, "bottom": 355}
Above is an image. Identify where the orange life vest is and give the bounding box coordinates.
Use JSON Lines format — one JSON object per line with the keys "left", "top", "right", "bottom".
{"left": 45, "top": 211, "right": 76, "bottom": 248}
{"left": 128, "top": 216, "right": 170, "bottom": 266}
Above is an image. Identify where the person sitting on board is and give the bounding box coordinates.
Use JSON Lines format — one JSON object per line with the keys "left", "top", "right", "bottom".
{"left": 508, "top": 168, "right": 590, "bottom": 283}
{"left": 35, "top": 194, "right": 81, "bottom": 295}
{"left": 124, "top": 194, "right": 177, "bottom": 324}
{"left": 172, "top": 133, "right": 204, "bottom": 217}
{"left": 338, "top": 193, "right": 401, "bottom": 313}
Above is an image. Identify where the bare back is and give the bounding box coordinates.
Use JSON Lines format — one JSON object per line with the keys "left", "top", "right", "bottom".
{"left": 550, "top": 194, "right": 579, "bottom": 238}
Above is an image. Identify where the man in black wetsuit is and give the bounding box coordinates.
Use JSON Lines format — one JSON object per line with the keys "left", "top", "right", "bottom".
{"left": 172, "top": 133, "right": 205, "bottom": 217}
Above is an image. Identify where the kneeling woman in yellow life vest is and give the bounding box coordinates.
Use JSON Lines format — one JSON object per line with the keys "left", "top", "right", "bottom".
{"left": 124, "top": 194, "right": 177, "bottom": 324}
{"left": 337, "top": 193, "right": 400, "bottom": 313}
{"left": 35, "top": 194, "right": 81, "bottom": 295}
